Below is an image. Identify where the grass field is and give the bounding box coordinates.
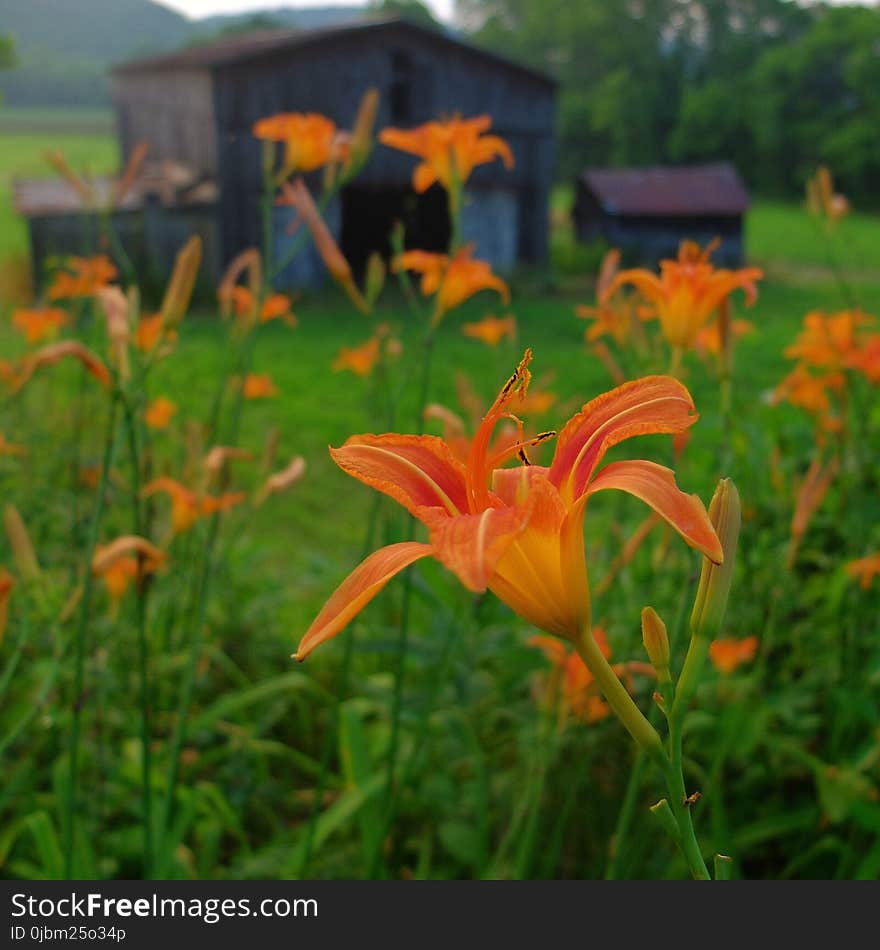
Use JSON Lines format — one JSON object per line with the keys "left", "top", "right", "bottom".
{"left": 1, "top": 118, "right": 879, "bottom": 880}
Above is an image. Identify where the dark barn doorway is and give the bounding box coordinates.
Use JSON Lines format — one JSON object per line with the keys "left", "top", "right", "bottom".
{"left": 339, "top": 184, "right": 451, "bottom": 281}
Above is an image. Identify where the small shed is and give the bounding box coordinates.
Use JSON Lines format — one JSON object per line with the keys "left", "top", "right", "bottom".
{"left": 572, "top": 163, "right": 750, "bottom": 266}
{"left": 104, "top": 16, "right": 556, "bottom": 288}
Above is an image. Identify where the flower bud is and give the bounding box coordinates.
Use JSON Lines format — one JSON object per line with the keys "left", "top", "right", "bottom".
{"left": 690, "top": 478, "right": 740, "bottom": 639}
{"left": 641, "top": 606, "right": 670, "bottom": 677}
{"left": 4, "top": 505, "right": 40, "bottom": 581}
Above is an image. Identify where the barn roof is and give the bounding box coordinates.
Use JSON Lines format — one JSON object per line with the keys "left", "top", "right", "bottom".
{"left": 580, "top": 164, "right": 749, "bottom": 216}
{"left": 112, "top": 16, "right": 556, "bottom": 88}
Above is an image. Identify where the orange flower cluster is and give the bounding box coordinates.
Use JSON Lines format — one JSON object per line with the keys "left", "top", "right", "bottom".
{"left": 577, "top": 249, "right": 653, "bottom": 347}
{"left": 774, "top": 309, "right": 878, "bottom": 436}
{"left": 47, "top": 256, "right": 117, "bottom": 301}
{"left": 12, "top": 307, "right": 69, "bottom": 345}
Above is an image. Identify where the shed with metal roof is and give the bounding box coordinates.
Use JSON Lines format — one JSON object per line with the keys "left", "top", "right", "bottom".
{"left": 572, "top": 163, "right": 750, "bottom": 266}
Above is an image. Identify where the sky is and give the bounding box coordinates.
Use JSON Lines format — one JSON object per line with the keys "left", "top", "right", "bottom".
{"left": 158, "top": 0, "right": 456, "bottom": 22}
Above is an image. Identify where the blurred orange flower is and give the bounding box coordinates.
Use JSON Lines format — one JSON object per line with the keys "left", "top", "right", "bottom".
{"left": 845, "top": 553, "right": 880, "bottom": 590}
{"left": 134, "top": 314, "right": 176, "bottom": 353}
{"left": 784, "top": 310, "right": 874, "bottom": 370}
{"left": 602, "top": 240, "right": 762, "bottom": 351}
{"left": 47, "top": 255, "right": 117, "bottom": 301}
{"left": 12, "top": 307, "right": 69, "bottom": 345}
{"left": 143, "top": 477, "right": 246, "bottom": 534}
{"left": 92, "top": 535, "right": 165, "bottom": 612}
{"left": 0, "top": 434, "right": 26, "bottom": 457}
{"left": 243, "top": 373, "right": 279, "bottom": 399}
{"left": 253, "top": 112, "right": 348, "bottom": 174}
{"left": 333, "top": 337, "right": 381, "bottom": 376}
{"left": 847, "top": 334, "right": 880, "bottom": 384}
{"left": 379, "top": 114, "right": 513, "bottom": 193}
{"left": 709, "top": 636, "right": 758, "bottom": 674}
{"left": 462, "top": 314, "right": 516, "bottom": 346}
{"left": 145, "top": 397, "right": 178, "bottom": 430}
{"left": 395, "top": 245, "right": 509, "bottom": 325}
{"left": 294, "top": 350, "right": 721, "bottom": 660}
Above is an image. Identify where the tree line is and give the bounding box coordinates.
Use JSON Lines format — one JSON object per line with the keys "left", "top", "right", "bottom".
{"left": 454, "top": 0, "right": 880, "bottom": 205}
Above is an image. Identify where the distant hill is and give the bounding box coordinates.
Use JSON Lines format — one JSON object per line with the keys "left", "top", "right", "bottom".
{"left": 0, "top": 0, "right": 367, "bottom": 108}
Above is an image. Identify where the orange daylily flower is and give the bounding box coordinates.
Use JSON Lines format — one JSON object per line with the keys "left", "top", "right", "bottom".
{"left": 601, "top": 240, "right": 762, "bottom": 351}
{"left": 847, "top": 334, "right": 880, "bottom": 384}
{"left": 576, "top": 248, "right": 653, "bottom": 347}
{"left": 709, "top": 636, "right": 759, "bottom": 674}
{"left": 47, "top": 255, "right": 117, "bottom": 301}
{"left": 11, "top": 307, "right": 69, "bottom": 345}
{"left": 333, "top": 337, "right": 381, "bottom": 376}
{"left": 243, "top": 373, "right": 279, "bottom": 399}
{"left": 134, "top": 314, "right": 177, "bottom": 353}
{"left": 0, "top": 434, "right": 27, "bottom": 457}
{"left": 845, "top": 553, "right": 880, "bottom": 590}
{"left": 253, "top": 111, "right": 348, "bottom": 174}
{"left": 220, "top": 286, "right": 297, "bottom": 327}
{"left": 529, "top": 629, "right": 614, "bottom": 724}
{"left": 395, "top": 245, "right": 509, "bottom": 325}
{"left": 530, "top": 629, "right": 656, "bottom": 725}
{"left": 294, "top": 350, "right": 722, "bottom": 660}
{"left": 145, "top": 397, "right": 178, "bottom": 430}
{"left": 379, "top": 114, "right": 514, "bottom": 193}
{"left": 784, "top": 310, "right": 874, "bottom": 370}
{"left": 462, "top": 314, "right": 517, "bottom": 346}
{"left": 92, "top": 535, "right": 165, "bottom": 611}
{"left": 143, "top": 477, "right": 246, "bottom": 534}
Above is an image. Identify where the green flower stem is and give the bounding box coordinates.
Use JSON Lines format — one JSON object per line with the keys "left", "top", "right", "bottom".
{"left": 573, "top": 624, "right": 664, "bottom": 762}
{"left": 63, "top": 392, "right": 120, "bottom": 878}
{"left": 121, "top": 393, "right": 154, "bottom": 879}
{"left": 574, "top": 623, "right": 712, "bottom": 879}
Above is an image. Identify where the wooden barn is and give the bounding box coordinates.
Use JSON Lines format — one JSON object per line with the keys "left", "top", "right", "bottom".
{"left": 95, "top": 16, "right": 556, "bottom": 289}
{"left": 572, "top": 163, "right": 750, "bottom": 267}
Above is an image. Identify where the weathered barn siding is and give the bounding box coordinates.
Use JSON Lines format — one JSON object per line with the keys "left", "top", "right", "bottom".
{"left": 97, "top": 19, "right": 556, "bottom": 290}
{"left": 209, "top": 22, "right": 555, "bottom": 278}
{"left": 113, "top": 70, "right": 217, "bottom": 176}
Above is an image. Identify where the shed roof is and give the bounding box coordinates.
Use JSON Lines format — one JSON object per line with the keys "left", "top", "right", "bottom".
{"left": 580, "top": 164, "right": 749, "bottom": 216}
{"left": 112, "top": 16, "right": 556, "bottom": 88}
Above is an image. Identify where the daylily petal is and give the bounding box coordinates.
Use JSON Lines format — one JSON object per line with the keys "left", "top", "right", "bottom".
{"left": 549, "top": 376, "right": 698, "bottom": 503}
{"left": 331, "top": 434, "right": 469, "bottom": 518}
{"left": 587, "top": 459, "right": 722, "bottom": 562}
{"left": 294, "top": 541, "right": 432, "bottom": 660}
{"left": 424, "top": 505, "right": 528, "bottom": 592}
